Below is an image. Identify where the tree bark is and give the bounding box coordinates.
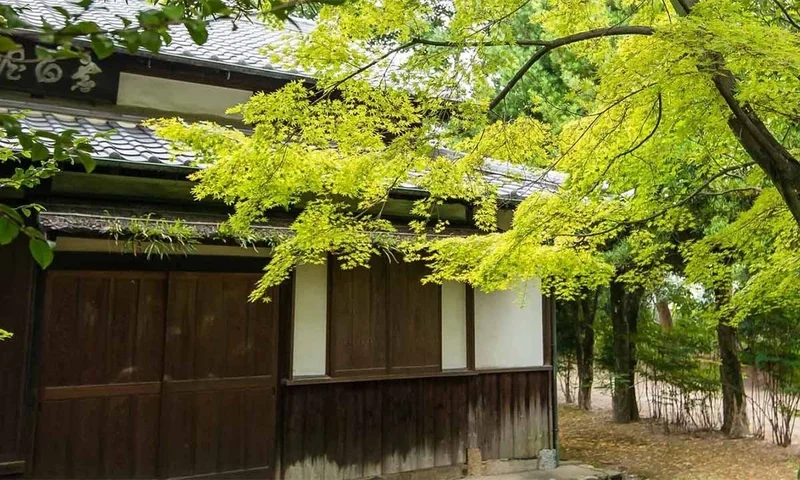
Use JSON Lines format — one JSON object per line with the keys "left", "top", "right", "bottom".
{"left": 669, "top": 0, "right": 800, "bottom": 228}
{"left": 714, "top": 288, "right": 750, "bottom": 438}
{"left": 718, "top": 320, "right": 749, "bottom": 437}
{"left": 576, "top": 291, "right": 598, "bottom": 410}
{"left": 656, "top": 300, "right": 673, "bottom": 330}
{"left": 610, "top": 280, "right": 642, "bottom": 423}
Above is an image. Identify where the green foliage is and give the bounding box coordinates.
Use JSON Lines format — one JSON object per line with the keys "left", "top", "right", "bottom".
{"left": 108, "top": 214, "right": 200, "bottom": 259}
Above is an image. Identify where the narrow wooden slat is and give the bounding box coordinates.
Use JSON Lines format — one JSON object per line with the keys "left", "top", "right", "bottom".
{"left": 304, "top": 388, "right": 326, "bottom": 480}
{"left": 164, "top": 276, "right": 197, "bottom": 381}
{"left": 282, "top": 387, "right": 306, "bottom": 479}
{"left": 43, "top": 382, "right": 161, "bottom": 400}
{"left": 481, "top": 374, "right": 499, "bottom": 460}
{"left": 104, "top": 395, "right": 133, "bottom": 478}
{"left": 499, "top": 373, "right": 514, "bottom": 459}
{"left": 343, "top": 385, "right": 364, "bottom": 480}
{"left": 417, "top": 380, "right": 435, "bottom": 470}
{"left": 399, "top": 381, "right": 418, "bottom": 472}
{"left": 134, "top": 277, "right": 166, "bottom": 382}
{"left": 223, "top": 278, "right": 249, "bottom": 377}
{"left": 362, "top": 382, "right": 382, "bottom": 478}
{"left": 323, "top": 385, "right": 346, "bottom": 480}
{"left": 512, "top": 372, "right": 529, "bottom": 459}
{"left": 451, "top": 380, "right": 468, "bottom": 465}
{"left": 163, "top": 376, "right": 273, "bottom": 393}
{"left": 433, "top": 380, "right": 452, "bottom": 467}
{"left": 33, "top": 400, "right": 71, "bottom": 477}
{"left": 159, "top": 392, "right": 194, "bottom": 478}
{"left": 245, "top": 389, "right": 272, "bottom": 470}
{"left": 133, "top": 394, "right": 160, "bottom": 478}
{"left": 107, "top": 277, "right": 138, "bottom": 384}
{"left": 43, "top": 276, "right": 79, "bottom": 387}
{"left": 71, "top": 397, "right": 102, "bottom": 479}
{"left": 380, "top": 382, "right": 401, "bottom": 475}
{"left": 78, "top": 277, "right": 110, "bottom": 385}
{"left": 195, "top": 277, "right": 225, "bottom": 379}
{"left": 218, "top": 390, "right": 246, "bottom": 472}
{"left": 194, "top": 391, "right": 219, "bottom": 475}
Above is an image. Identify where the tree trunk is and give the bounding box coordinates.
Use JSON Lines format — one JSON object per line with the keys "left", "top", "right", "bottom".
{"left": 670, "top": 0, "right": 800, "bottom": 228}
{"left": 718, "top": 320, "right": 749, "bottom": 437}
{"left": 610, "top": 280, "right": 642, "bottom": 423}
{"left": 656, "top": 300, "right": 673, "bottom": 330}
{"left": 576, "top": 291, "right": 598, "bottom": 410}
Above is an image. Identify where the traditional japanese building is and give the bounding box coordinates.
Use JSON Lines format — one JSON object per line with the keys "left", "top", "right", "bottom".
{"left": 0, "top": 1, "right": 560, "bottom": 478}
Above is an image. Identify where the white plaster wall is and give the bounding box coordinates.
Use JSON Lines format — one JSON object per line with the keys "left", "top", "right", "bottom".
{"left": 441, "top": 281, "right": 467, "bottom": 370}
{"left": 474, "top": 280, "right": 543, "bottom": 369}
{"left": 292, "top": 262, "right": 328, "bottom": 377}
{"left": 117, "top": 73, "right": 252, "bottom": 117}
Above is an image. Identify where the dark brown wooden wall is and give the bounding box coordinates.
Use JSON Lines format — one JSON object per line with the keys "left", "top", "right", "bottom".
{"left": 0, "top": 240, "right": 35, "bottom": 473}
{"left": 159, "top": 273, "right": 279, "bottom": 479}
{"left": 35, "top": 272, "right": 168, "bottom": 479}
{"left": 33, "top": 271, "right": 280, "bottom": 479}
{"left": 280, "top": 370, "right": 552, "bottom": 479}
{"left": 328, "top": 259, "right": 441, "bottom": 378}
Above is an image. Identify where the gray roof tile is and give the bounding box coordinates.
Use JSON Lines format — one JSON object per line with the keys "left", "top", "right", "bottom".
{"left": 12, "top": 0, "right": 314, "bottom": 80}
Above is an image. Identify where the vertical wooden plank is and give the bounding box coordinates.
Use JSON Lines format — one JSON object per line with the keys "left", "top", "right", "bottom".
{"left": 0, "top": 240, "right": 34, "bottom": 463}
{"left": 323, "top": 385, "right": 345, "bottom": 480}
{"left": 223, "top": 278, "right": 249, "bottom": 377}
{"left": 304, "top": 387, "right": 326, "bottom": 480}
{"left": 160, "top": 392, "right": 194, "bottom": 478}
{"left": 71, "top": 398, "right": 102, "bottom": 479}
{"left": 218, "top": 390, "right": 246, "bottom": 472}
{"left": 499, "top": 373, "right": 514, "bottom": 459}
{"left": 104, "top": 395, "right": 133, "bottom": 478}
{"left": 78, "top": 277, "right": 110, "bottom": 385}
{"left": 381, "top": 382, "right": 401, "bottom": 475}
{"left": 193, "top": 391, "right": 219, "bottom": 475}
{"left": 164, "top": 276, "right": 197, "bottom": 381}
{"left": 466, "top": 375, "right": 480, "bottom": 451}
{"left": 451, "top": 379, "right": 468, "bottom": 465}
{"left": 107, "top": 278, "right": 138, "bottom": 384}
{"left": 343, "top": 386, "right": 364, "bottom": 480}
{"left": 417, "top": 380, "right": 435, "bottom": 470}
{"left": 434, "top": 380, "right": 452, "bottom": 467}
{"left": 245, "top": 388, "right": 272, "bottom": 470}
{"left": 480, "top": 374, "right": 499, "bottom": 460}
{"left": 42, "top": 276, "right": 79, "bottom": 387}
{"left": 134, "top": 277, "right": 166, "bottom": 382}
{"left": 282, "top": 387, "right": 306, "bottom": 479}
{"left": 194, "top": 277, "right": 225, "bottom": 379}
{"left": 399, "top": 381, "right": 418, "bottom": 472}
{"left": 362, "top": 382, "right": 382, "bottom": 478}
{"left": 133, "top": 394, "right": 160, "bottom": 479}
{"left": 512, "top": 373, "right": 529, "bottom": 459}
{"left": 33, "top": 400, "right": 72, "bottom": 478}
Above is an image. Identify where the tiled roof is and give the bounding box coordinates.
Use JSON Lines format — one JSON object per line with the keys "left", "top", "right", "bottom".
{"left": 12, "top": 0, "right": 313, "bottom": 80}
{"left": 1, "top": 101, "right": 564, "bottom": 199}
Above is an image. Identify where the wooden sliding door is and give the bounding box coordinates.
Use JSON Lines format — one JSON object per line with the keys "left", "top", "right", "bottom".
{"left": 34, "top": 271, "right": 279, "bottom": 479}
{"left": 159, "top": 273, "right": 279, "bottom": 478}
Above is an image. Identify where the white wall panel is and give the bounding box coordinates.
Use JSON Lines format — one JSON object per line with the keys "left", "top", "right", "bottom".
{"left": 292, "top": 262, "right": 328, "bottom": 377}
{"left": 117, "top": 73, "right": 252, "bottom": 117}
{"left": 474, "top": 280, "right": 543, "bottom": 369}
{"left": 441, "top": 281, "right": 467, "bottom": 370}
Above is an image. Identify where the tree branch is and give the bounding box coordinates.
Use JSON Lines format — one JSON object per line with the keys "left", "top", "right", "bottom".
{"left": 771, "top": 0, "right": 800, "bottom": 30}
{"left": 488, "top": 26, "right": 654, "bottom": 110}
{"left": 563, "top": 162, "right": 757, "bottom": 239}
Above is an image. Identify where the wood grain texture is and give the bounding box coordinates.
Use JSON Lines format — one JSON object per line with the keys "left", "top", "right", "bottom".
{"left": 34, "top": 271, "right": 280, "bottom": 479}
{"left": 0, "top": 240, "right": 34, "bottom": 465}
{"left": 280, "top": 371, "right": 552, "bottom": 479}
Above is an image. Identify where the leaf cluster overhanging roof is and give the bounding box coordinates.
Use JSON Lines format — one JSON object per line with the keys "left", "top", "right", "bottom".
{"left": 0, "top": 101, "right": 565, "bottom": 200}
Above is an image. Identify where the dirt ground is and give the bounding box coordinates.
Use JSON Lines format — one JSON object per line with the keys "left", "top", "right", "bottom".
{"left": 559, "top": 404, "right": 800, "bottom": 480}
